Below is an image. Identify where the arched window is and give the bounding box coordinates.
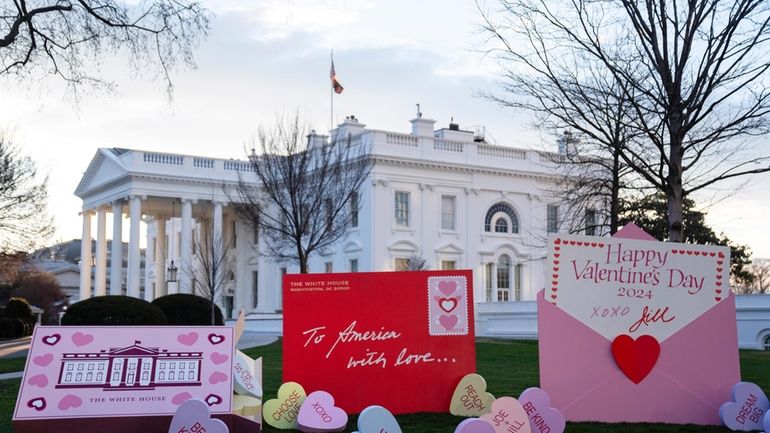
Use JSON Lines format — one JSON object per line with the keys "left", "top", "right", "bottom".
{"left": 484, "top": 203, "right": 519, "bottom": 234}
{"left": 497, "top": 255, "right": 511, "bottom": 301}
{"left": 764, "top": 334, "right": 770, "bottom": 351}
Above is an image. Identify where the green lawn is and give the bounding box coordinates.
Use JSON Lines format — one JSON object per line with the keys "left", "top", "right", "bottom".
{"left": 2, "top": 340, "right": 769, "bottom": 432}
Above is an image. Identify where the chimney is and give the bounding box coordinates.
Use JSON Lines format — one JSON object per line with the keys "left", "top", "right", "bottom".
{"left": 410, "top": 116, "right": 436, "bottom": 137}
{"left": 306, "top": 130, "right": 329, "bottom": 148}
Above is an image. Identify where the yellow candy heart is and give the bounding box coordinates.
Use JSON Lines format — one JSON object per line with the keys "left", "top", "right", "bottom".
{"left": 262, "top": 382, "right": 307, "bottom": 430}
{"left": 233, "top": 394, "right": 262, "bottom": 422}
{"left": 449, "top": 373, "right": 495, "bottom": 417}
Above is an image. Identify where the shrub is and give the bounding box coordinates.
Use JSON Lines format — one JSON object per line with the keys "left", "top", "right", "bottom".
{"left": 5, "top": 297, "right": 33, "bottom": 321}
{"left": 152, "top": 294, "right": 224, "bottom": 326}
{"left": 62, "top": 296, "right": 167, "bottom": 326}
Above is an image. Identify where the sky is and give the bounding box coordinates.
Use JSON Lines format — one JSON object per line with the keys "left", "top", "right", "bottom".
{"left": 0, "top": 0, "right": 769, "bottom": 258}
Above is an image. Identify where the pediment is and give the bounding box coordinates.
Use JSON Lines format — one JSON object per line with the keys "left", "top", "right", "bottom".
{"left": 435, "top": 242, "right": 464, "bottom": 255}
{"left": 74, "top": 149, "right": 129, "bottom": 198}
{"left": 387, "top": 239, "right": 419, "bottom": 253}
{"left": 343, "top": 240, "right": 363, "bottom": 253}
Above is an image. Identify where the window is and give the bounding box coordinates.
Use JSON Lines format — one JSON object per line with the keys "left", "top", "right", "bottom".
{"left": 142, "top": 371, "right": 149, "bottom": 381}
{"left": 170, "top": 362, "right": 176, "bottom": 369}
{"left": 547, "top": 205, "right": 560, "bottom": 233}
{"left": 514, "top": 263, "right": 523, "bottom": 301}
{"left": 395, "top": 258, "right": 409, "bottom": 271}
{"left": 87, "top": 372, "right": 93, "bottom": 381}
{"left": 585, "top": 209, "right": 596, "bottom": 236}
{"left": 441, "top": 260, "right": 457, "bottom": 270}
{"left": 485, "top": 263, "right": 493, "bottom": 302}
{"left": 78, "top": 364, "right": 84, "bottom": 371}
{"left": 76, "top": 372, "right": 83, "bottom": 382}
{"left": 441, "top": 195, "right": 456, "bottom": 230}
{"left": 484, "top": 203, "right": 519, "bottom": 234}
{"left": 281, "top": 267, "right": 287, "bottom": 276}
{"left": 350, "top": 192, "right": 359, "bottom": 228}
{"left": 325, "top": 262, "right": 333, "bottom": 273}
{"left": 394, "top": 191, "right": 410, "bottom": 227}
{"left": 98, "top": 363, "right": 104, "bottom": 370}
{"left": 88, "top": 364, "right": 94, "bottom": 371}
{"left": 188, "top": 371, "right": 195, "bottom": 380}
{"left": 497, "top": 255, "right": 511, "bottom": 302}
{"left": 189, "top": 362, "right": 195, "bottom": 369}
{"left": 169, "top": 371, "right": 175, "bottom": 380}
{"left": 231, "top": 220, "right": 238, "bottom": 248}
{"left": 349, "top": 259, "right": 359, "bottom": 273}
{"left": 159, "top": 371, "right": 165, "bottom": 380}
{"left": 253, "top": 225, "right": 259, "bottom": 244}
{"left": 67, "top": 364, "right": 74, "bottom": 371}
{"left": 65, "top": 372, "right": 72, "bottom": 382}
{"left": 96, "top": 372, "right": 103, "bottom": 381}
{"left": 764, "top": 335, "right": 770, "bottom": 351}
{"left": 252, "top": 271, "right": 258, "bottom": 308}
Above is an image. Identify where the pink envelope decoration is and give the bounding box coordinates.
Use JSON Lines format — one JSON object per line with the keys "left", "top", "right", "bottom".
{"left": 539, "top": 223, "right": 740, "bottom": 425}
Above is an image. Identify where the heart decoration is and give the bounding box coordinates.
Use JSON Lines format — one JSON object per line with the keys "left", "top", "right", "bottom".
{"left": 439, "top": 314, "right": 459, "bottom": 330}
{"left": 57, "top": 394, "right": 82, "bottom": 411}
{"left": 27, "top": 374, "right": 49, "bottom": 388}
{"left": 763, "top": 409, "right": 770, "bottom": 432}
{"left": 204, "top": 394, "right": 223, "bottom": 407}
{"left": 71, "top": 331, "right": 94, "bottom": 347}
{"left": 210, "top": 352, "right": 229, "bottom": 365}
{"left": 233, "top": 350, "right": 263, "bottom": 398}
{"left": 449, "top": 373, "right": 495, "bottom": 417}
{"left": 233, "top": 394, "right": 262, "bottom": 418}
{"left": 208, "top": 371, "right": 228, "bottom": 385}
{"left": 439, "top": 280, "right": 458, "bottom": 295}
{"left": 263, "top": 382, "right": 307, "bottom": 430}
{"left": 719, "top": 382, "right": 769, "bottom": 431}
{"left": 297, "top": 390, "right": 348, "bottom": 432}
{"left": 611, "top": 334, "right": 660, "bottom": 384}
{"left": 27, "top": 397, "right": 46, "bottom": 411}
{"left": 518, "top": 387, "right": 565, "bottom": 433}
{"left": 356, "top": 405, "right": 402, "bottom": 433}
{"left": 208, "top": 333, "right": 225, "bottom": 345}
{"left": 454, "top": 418, "right": 495, "bottom": 433}
{"left": 168, "top": 398, "right": 228, "bottom": 433}
{"left": 479, "top": 397, "right": 532, "bottom": 433}
{"left": 33, "top": 353, "right": 53, "bottom": 367}
{"left": 42, "top": 333, "right": 61, "bottom": 346}
{"left": 172, "top": 392, "right": 193, "bottom": 405}
{"left": 439, "top": 297, "right": 458, "bottom": 313}
{"left": 178, "top": 332, "right": 199, "bottom": 346}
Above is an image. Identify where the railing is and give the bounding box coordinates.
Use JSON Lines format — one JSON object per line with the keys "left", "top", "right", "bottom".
{"left": 193, "top": 157, "right": 214, "bottom": 168}
{"left": 224, "top": 160, "right": 252, "bottom": 171}
{"left": 434, "top": 139, "right": 464, "bottom": 153}
{"left": 478, "top": 145, "right": 527, "bottom": 160}
{"left": 385, "top": 133, "right": 418, "bottom": 147}
{"left": 143, "top": 152, "right": 183, "bottom": 165}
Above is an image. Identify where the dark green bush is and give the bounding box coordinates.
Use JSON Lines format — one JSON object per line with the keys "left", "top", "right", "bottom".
{"left": 0, "top": 318, "right": 15, "bottom": 337}
{"left": 152, "top": 294, "right": 223, "bottom": 326}
{"left": 62, "top": 296, "right": 167, "bottom": 325}
{"left": 5, "top": 297, "right": 33, "bottom": 321}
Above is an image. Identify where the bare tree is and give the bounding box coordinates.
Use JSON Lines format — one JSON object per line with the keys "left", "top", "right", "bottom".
{"left": 189, "top": 202, "right": 232, "bottom": 325}
{"left": 405, "top": 255, "right": 429, "bottom": 271}
{"left": 479, "top": 0, "right": 770, "bottom": 242}
{"left": 234, "top": 115, "right": 371, "bottom": 274}
{"left": 0, "top": 0, "right": 210, "bottom": 96}
{"left": 742, "top": 259, "right": 770, "bottom": 294}
{"left": 0, "top": 134, "right": 53, "bottom": 252}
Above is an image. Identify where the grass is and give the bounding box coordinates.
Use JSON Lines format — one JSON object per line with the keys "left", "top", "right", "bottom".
{"left": 1, "top": 340, "right": 769, "bottom": 432}
{"left": 0, "top": 357, "right": 27, "bottom": 374}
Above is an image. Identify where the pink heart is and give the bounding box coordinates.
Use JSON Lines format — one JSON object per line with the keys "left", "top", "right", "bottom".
{"left": 438, "top": 280, "right": 458, "bottom": 295}
{"left": 27, "top": 374, "right": 48, "bottom": 388}
{"left": 33, "top": 353, "right": 53, "bottom": 367}
{"left": 178, "top": 332, "right": 199, "bottom": 346}
{"left": 42, "top": 334, "right": 60, "bottom": 346}
{"left": 439, "top": 314, "right": 459, "bottom": 330}
{"left": 57, "top": 394, "right": 82, "bottom": 411}
{"left": 172, "top": 392, "right": 193, "bottom": 406}
{"left": 169, "top": 398, "right": 228, "bottom": 433}
{"left": 719, "top": 382, "right": 770, "bottom": 431}
{"left": 479, "top": 397, "right": 532, "bottom": 433}
{"left": 210, "top": 352, "right": 229, "bottom": 365}
{"left": 27, "top": 397, "right": 46, "bottom": 411}
{"left": 208, "top": 371, "right": 228, "bottom": 385}
{"left": 297, "top": 390, "right": 348, "bottom": 432}
{"left": 455, "top": 418, "right": 495, "bottom": 433}
{"left": 208, "top": 333, "right": 225, "bottom": 345}
{"left": 519, "top": 388, "right": 565, "bottom": 433}
{"left": 71, "top": 332, "right": 94, "bottom": 347}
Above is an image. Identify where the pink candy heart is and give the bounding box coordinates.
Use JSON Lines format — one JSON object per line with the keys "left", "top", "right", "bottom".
{"left": 177, "top": 332, "right": 199, "bottom": 346}
{"left": 168, "top": 398, "right": 228, "bottom": 433}
{"left": 57, "top": 394, "right": 82, "bottom": 411}
{"left": 27, "top": 397, "right": 46, "bottom": 411}
{"left": 71, "top": 332, "right": 94, "bottom": 347}
{"left": 27, "top": 374, "right": 48, "bottom": 388}
{"left": 42, "top": 334, "right": 60, "bottom": 346}
{"left": 455, "top": 418, "right": 495, "bottom": 433}
{"left": 208, "top": 333, "right": 225, "bottom": 345}
{"left": 297, "top": 390, "right": 348, "bottom": 432}
{"left": 479, "top": 397, "right": 532, "bottom": 433}
{"left": 33, "top": 353, "right": 53, "bottom": 367}
{"left": 519, "top": 388, "right": 565, "bottom": 433}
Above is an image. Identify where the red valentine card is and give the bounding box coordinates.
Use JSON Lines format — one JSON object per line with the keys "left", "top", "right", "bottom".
{"left": 282, "top": 270, "right": 476, "bottom": 414}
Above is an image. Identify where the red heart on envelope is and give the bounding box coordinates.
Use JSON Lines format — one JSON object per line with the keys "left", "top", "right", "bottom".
{"left": 611, "top": 335, "right": 660, "bottom": 384}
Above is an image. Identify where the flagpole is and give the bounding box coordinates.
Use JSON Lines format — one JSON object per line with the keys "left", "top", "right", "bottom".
{"left": 330, "top": 49, "right": 334, "bottom": 134}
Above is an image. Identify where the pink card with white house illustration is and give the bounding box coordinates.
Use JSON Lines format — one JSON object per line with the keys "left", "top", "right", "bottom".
{"left": 14, "top": 326, "right": 234, "bottom": 421}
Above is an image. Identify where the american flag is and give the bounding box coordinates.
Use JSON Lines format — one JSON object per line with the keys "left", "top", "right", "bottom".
{"left": 330, "top": 59, "right": 344, "bottom": 94}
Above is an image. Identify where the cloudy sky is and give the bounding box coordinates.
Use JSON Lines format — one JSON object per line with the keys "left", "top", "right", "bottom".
{"left": 1, "top": 0, "right": 769, "bottom": 257}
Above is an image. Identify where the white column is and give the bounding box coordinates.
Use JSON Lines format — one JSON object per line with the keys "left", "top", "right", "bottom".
{"left": 94, "top": 207, "right": 108, "bottom": 296}
{"left": 79, "top": 211, "right": 93, "bottom": 301}
{"left": 155, "top": 215, "right": 166, "bottom": 298}
{"left": 144, "top": 220, "right": 155, "bottom": 302}
{"left": 110, "top": 201, "right": 123, "bottom": 295}
{"left": 180, "top": 199, "right": 193, "bottom": 294}
{"left": 127, "top": 195, "right": 142, "bottom": 298}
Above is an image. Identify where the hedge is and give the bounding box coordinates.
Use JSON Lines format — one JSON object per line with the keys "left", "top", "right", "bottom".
{"left": 62, "top": 296, "right": 167, "bottom": 326}
{"left": 152, "top": 294, "right": 224, "bottom": 326}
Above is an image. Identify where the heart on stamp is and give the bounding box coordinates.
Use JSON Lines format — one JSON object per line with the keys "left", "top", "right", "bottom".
{"left": 263, "top": 382, "right": 307, "bottom": 430}
{"left": 57, "top": 394, "right": 82, "bottom": 411}
{"left": 177, "top": 332, "right": 199, "bottom": 346}
{"left": 27, "top": 397, "right": 46, "bottom": 411}
{"left": 449, "top": 373, "right": 495, "bottom": 417}
{"left": 71, "top": 332, "right": 94, "bottom": 347}
{"left": 208, "top": 333, "right": 225, "bottom": 345}
{"left": 168, "top": 398, "right": 228, "bottom": 433}
{"left": 439, "top": 314, "right": 459, "bottom": 330}
{"left": 438, "top": 280, "right": 458, "bottom": 295}
{"left": 718, "top": 382, "right": 770, "bottom": 431}
{"left": 611, "top": 334, "right": 660, "bottom": 384}
{"left": 27, "top": 374, "right": 48, "bottom": 388}
{"left": 297, "top": 390, "right": 348, "bottom": 432}
{"left": 518, "top": 387, "right": 565, "bottom": 433}
{"left": 33, "top": 353, "right": 53, "bottom": 367}
{"left": 439, "top": 297, "right": 458, "bottom": 313}
{"left": 454, "top": 418, "right": 495, "bottom": 433}
{"left": 479, "top": 397, "right": 532, "bottom": 433}
{"left": 357, "top": 405, "right": 402, "bottom": 433}
{"left": 42, "top": 333, "right": 60, "bottom": 346}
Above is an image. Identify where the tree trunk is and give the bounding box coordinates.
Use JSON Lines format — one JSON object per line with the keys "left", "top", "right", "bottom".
{"left": 298, "top": 245, "right": 308, "bottom": 273}
{"left": 211, "top": 300, "right": 215, "bottom": 326}
{"left": 610, "top": 144, "right": 621, "bottom": 234}
{"left": 667, "top": 114, "right": 685, "bottom": 242}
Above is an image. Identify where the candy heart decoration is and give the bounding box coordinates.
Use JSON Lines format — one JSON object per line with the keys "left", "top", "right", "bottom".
{"left": 205, "top": 394, "right": 223, "bottom": 407}
{"left": 479, "top": 397, "right": 531, "bottom": 433}
{"left": 763, "top": 409, "right": 770, "bottom": 432}
{"left": 450, "top": 373, "right": 495, "bottom": 417}
{"left": 210, "top": 352, "right": 229, "bottom": 365}
{"left": 172, "top": 392, "right": 193, "bottom": 405}
{"left": 439, "top": 280, "right": 458, "bottom": 295}
{"left": 208, "top": 333, "right": 225, "bottom": 345}
{"left": 208, "top": 371, "right": 228, "bottom": 385}
{"left": 719, "top": 382, "right": 769, "bottom": 431}
{"left": 454, "top": 418, "right": 496, "bottom": 433}
{"left": 611, "top": 334, "right": 660, "bottom": 384}
{"left": 168, "top": 398, "right": 228, "bottom": 433}
{"left": 297, "top": 390, "right": 348, "bottom": 432}
{"left": 440, "top": 314, "right": 459, "bottom": 330}
{"left": 263, "top": 382, "right": 307, "bottom": 430}
{"left": 356, "top": 405, "right": 402, "bottom": 433}
{"left": 233, "top": 394, "right": 262, "bottom": 419}
{"left": 27, "top": 398, "right": 46, "bottom": 411}
{"left": 518, "top": 388, "right": 566, "bottom": 433}
{"left": 233, "top": 350, "right": 263, "bottom": 398}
